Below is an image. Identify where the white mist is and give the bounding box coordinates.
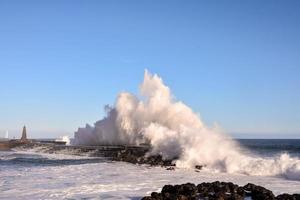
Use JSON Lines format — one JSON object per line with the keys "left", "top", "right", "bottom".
{"left": 74, "top": 70, "right": 300, "bottom": 181}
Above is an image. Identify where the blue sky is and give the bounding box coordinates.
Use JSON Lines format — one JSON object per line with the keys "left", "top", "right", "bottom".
{"left": 0, "top": 1, "right": 299, "bottom": 138}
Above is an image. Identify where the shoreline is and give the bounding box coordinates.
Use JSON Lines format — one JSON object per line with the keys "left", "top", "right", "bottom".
{"left": 9, "top": 143, "right": 300, "bottom": 199}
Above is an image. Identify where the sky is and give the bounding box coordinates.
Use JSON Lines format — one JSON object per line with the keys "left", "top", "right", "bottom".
{"left": 0, "top": 0, "right": 299, "bottom": 139}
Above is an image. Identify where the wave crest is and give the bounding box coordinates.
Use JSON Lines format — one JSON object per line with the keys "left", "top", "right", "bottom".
{"left": 73, "top": 70, "right": 300, "bottom": 181}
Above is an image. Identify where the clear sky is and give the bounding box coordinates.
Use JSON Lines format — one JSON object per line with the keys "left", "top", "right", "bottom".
{"left": 0, "top": 0, "right": 299, "bottom": 139}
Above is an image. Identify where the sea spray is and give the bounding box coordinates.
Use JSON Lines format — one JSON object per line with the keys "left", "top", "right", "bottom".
{"left": 56, "top": 136, "right": 71, "bottom": 145}
{"left": 74, "top": 70, "right": 300, "bottom": 181}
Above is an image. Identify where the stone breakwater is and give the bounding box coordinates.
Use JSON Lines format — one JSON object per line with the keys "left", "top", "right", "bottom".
{"left": 113, "top": 147, "right": 175, "bottom": 166}
{"left": 16, "top": 143, "right": 175, "bottom": 166}
{"left": 141, "top": 182, "right": 300, "bottom": 200}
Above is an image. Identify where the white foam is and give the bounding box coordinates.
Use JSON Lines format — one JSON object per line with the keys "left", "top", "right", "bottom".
{"left": 0, "top": 151, "right": 299, "bottom": 200}
{"left": 73, "top": 70, "right": 300, "bottom": 181}
{"left": 56, "top": 136, "right": 71, "bottom": 145}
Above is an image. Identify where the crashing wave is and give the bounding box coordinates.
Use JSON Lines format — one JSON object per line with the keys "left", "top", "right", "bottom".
{"left": 73, "top": 70, "right": 300, "bottom": 181}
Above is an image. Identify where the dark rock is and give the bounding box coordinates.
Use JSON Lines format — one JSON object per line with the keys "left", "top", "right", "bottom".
{"left": 197, "top": 183, "right": 209, "bottom": 198}
{"left": 215, "top": 191, "right": 227, "bottom": 199}
{"left": 112, "top": 148, "right": 175, "bottom": 167}
{"left": 161, "top": 185, "right": 176, "bottom": 195}
{"left": 195, "top": 165, "right": 203, "bottom": 170}
{"left": 166, "top": 167, "right": 175, "bottom": 171}
{"left": 236, "top": 187, "right": 245, "bottom": 196}
{"left": 293, "top": 194, "right": 300, "bottom": 200}
{"left": 177, "top": 194, "right": 189, "bottom": 200}
{"left": 243, "top": 183, "right": 275, "bottom": 200}
{"left": 227, "top": 193, "right": 244, "bottom": 200}
{"left": 142, "top": 182, "right": 297, "bottom": 200}
{"left": 141, "top": 196, "right": 153, "bottom": 200}
{"left": 276, "top": 193, "right": 296, "bottom": 200}
{"left": 151, "top": 192, "right": 162, "bottom": 200}
{"left": 227, "top": 182, "right": 239, "bottom": 194}
{"left": 176, "top": 183, "right": 197, "bottom": 196}
{"left": 162, "top": 192, "right": 175, "bottom": 200}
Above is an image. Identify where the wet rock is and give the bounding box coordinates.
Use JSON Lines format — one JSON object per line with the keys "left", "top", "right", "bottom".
{"left": 243, "top": 183, "right": 275, "bottom": 200}
{"left": 276, "top": 193, "right": 300, "bottom": 200}
{"left": 276, "top": 193, "right": 296, "bottom": 200}
{"left": 161, "top": 185, "right": 177, "bottom": 195}
{"left": 166, "top": 167, "right": 175, "bottom": 170}
{"left": 151, "top": 192, "right": 162, "bottom": 200}
{"left": 195, "top": 165, "right": 203, "bottom": 170}
{"left": 176, "top": 183, "right": 197, "bottom": 197}
{"left": 177, "top": 194, "right": 189, "bottom": 200}
{"left": 141, "top": 197, "right": 153, "bottom": 200}
{"left": 141, "top": 182, "right": 299, "bottom": 200}
{"left": 228, "top": 193, "right": 244, "bottom": 200}
{"left": 197, "top": 181, "right": 244, "bottom": 200}
{"left": 293, "top": 194, "right": 300, "bottom": 200}
{"left": 113, "top": 148, "right": 175, "bottom": 167}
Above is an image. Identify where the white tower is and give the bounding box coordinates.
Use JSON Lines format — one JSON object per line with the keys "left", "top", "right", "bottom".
{"left": 5, "top": 130, "right": 9, "bottom": 139}
{"left": 21, "top": 126, "right": 27, "bottom": 141}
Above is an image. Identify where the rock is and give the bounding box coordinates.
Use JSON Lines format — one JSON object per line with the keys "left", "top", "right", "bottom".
{"left": 177, "top": 194, "right": 189, "bottom": 200}
{"left": 276, "top": 193, "right": 300, "bottom": 200}
{"left": 176, "top": 183, "right": 197, "bottom": 196}
{"left": 236, "top": 186, "right": 245, "bottom": 196}
{"left": 276, "top": 193, "right": 296, "bottom": 200}
{"left": 227, "top": 193, "right": 244, "bottom": 200}
{"left": 166, "top": 167, "right": 175, "bottom": 170}
{"left": 195, "top": 165, "right": 203, "bottom": 170}
{"left": 161, "top": 185, "right": 176, "bottom": 194}
{"left": 196, "top": 181, "right": 243, "bottom": 200}
{"left": 142, "top": 182, "right": 298, "bottom": 200}
{"left": 243, "top": 183, "right": 275, "bottom": 200}
{"left": 227, "top": 182, "right": 239, "bottom": 193}
{"left": 151, "top": 192, "right": 162, "bottom": 200}
{"left": 141, "top": 196, "right": 153, "bottom": 200}
{"left": 197, "top": 183, "right": 209, "bottom": 198}
{"left": 293, "top": 194, "right": 300, "bottom": 200}
{"left": 112, "top": 148, "right": 175, "bottom": 167}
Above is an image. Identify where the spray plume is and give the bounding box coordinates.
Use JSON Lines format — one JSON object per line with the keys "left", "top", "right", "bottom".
{"left": 74, "top": 70, "right": 300, "bottom": 181}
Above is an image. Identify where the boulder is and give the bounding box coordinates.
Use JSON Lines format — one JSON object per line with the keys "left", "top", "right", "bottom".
{"left": 141, "top": 182, "right": 299, "bottom": 200}
{"left": 243, "top": 183, "right": 275, "bottom": 200}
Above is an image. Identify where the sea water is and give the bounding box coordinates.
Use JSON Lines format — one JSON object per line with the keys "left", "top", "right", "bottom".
{"left": 0, "top": 139, "right": 300, "bottom": 200}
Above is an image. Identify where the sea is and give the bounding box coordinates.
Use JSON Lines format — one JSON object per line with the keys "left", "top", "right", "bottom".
{"left": 0, "top": 139, "right": 300, "bottom": 200}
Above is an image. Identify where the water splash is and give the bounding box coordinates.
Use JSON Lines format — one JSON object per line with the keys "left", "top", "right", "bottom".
{"left": 74, "top": 70, "right": 300, "bottom": 181}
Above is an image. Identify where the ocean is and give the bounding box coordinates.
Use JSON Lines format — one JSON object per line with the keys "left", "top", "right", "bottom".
{"left": 0, "top": 139, "right": 300, "bottom": 200}
{"left": 238, "top": 139, "right": 300, "bottom": 157}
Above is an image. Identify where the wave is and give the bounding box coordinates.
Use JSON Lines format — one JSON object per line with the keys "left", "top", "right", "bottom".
{"left": 239, "top": 139, "right": 300, "bottom": 152}
{"left": 73, "top": 70, "right": 300, "bottom": 181}
{"left": 0, "top": 152, "right": 105, "bottom": 167}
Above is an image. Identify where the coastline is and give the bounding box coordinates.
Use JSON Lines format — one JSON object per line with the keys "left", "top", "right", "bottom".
{"left": 7, "top": 142, "right": 300, "bottom": 199}
{"left": 0, "top": 143, "right": 299, "bottom": 200}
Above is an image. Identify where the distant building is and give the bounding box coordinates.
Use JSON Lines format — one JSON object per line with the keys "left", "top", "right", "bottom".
{"left": 0, "top": 126, "right": 30, "bottom": 150}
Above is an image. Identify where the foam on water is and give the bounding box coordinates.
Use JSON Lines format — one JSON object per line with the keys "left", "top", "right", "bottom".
{"left": 0, "top": 151, "right": 299, "bottom": 200}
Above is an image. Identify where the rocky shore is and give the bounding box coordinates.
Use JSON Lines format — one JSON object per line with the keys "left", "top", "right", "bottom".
{"left": 16, "top": 143, "right": 175, "bottom": 166}
{"left": 112, "top": 147, "right": 175, "bottom": 166}
{"left": 141, "top": 182, "right": 300, "bottom": 200}
{"left": 12, "top": 143, "right": 300, "bottom": 199}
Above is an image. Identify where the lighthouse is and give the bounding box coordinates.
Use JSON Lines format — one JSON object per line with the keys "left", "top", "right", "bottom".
{"left": 21, "top": 126, "right": 27, "bottom": 142}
